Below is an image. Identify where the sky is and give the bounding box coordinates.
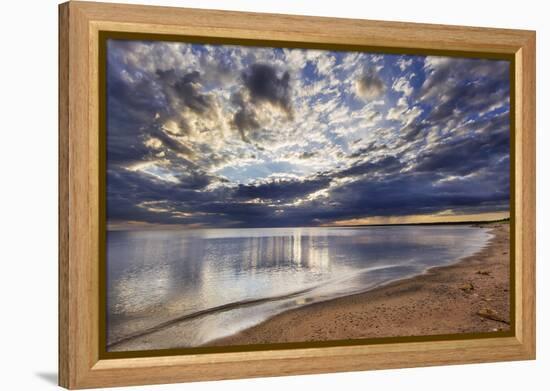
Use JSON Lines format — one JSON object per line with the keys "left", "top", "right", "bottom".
{"left": 106, "top": 39, "right": 510, "bottom": 229}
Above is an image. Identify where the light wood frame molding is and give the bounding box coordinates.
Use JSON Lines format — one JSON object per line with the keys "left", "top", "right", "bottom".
{"left": 59, "top": 1, "right": 536, "bottom": 389}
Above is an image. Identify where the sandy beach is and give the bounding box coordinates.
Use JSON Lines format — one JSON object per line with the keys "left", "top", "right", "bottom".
{"left": 207, "top": 222, "right": 510, "bottom": 346}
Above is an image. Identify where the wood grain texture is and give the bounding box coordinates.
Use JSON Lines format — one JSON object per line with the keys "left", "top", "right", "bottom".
{"left": 517, "top": 34, "right": 536, "bottom": 354}
{"left": 58, "top": 1, "right": 536, "bottom": 388}
{"left": 58, "top": 3, "right": 70, "bottom": 387}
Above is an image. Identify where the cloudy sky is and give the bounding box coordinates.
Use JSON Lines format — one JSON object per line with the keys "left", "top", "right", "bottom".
{"left": 106, "top": 39, "right": 510, "bottom": 229}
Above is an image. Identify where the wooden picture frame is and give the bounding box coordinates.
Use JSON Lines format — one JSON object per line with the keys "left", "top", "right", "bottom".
{"left": 59, "top": 1, "right": 536, "bottom": 389}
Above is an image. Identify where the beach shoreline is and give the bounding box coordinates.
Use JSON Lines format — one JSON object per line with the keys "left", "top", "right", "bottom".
{"left": 205, "top": 222, "right": 510, "bottom": 347}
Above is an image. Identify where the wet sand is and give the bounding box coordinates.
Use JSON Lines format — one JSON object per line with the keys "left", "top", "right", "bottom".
{"left": 207, "top": 222, "right": 510, "bottom": 346}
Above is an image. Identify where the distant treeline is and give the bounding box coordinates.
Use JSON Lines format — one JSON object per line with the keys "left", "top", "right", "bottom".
{"left": 343, "top": 217, "right": 510, "bottom": 228}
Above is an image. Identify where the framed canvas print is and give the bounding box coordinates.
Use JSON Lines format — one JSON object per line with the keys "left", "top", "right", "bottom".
{"left": 58, "top": 1, "right": 536, "bottom": 389}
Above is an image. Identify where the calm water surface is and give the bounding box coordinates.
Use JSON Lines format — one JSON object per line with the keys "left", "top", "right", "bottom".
{"left": 106, "top": 225, "right": 491, "bottom": 350}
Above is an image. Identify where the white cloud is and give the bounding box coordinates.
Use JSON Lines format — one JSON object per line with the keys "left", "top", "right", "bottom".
{"left": 387, "top": 97, "right": 423, "bottom": 126}
{"left": 315, "top": 54, "right": 336, "bottom": 76}
{"left": 392, "top": 76, "right": 413, "bottom": 97}
{"left": 397, "top": 57, "right": 413, "bottom": 71}
{"left": 144, "top": 137, "right": 162, "bottom": 149}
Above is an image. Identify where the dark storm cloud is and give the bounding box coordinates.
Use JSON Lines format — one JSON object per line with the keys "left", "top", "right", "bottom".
{"left": 107, "top": 167, "right": 211, "bottom": 203}
{"left": 421, "top": 58, "right": 509, "bottom": 98}
{"left": 348, "top": 142, "right": 388, "bottom": 158}
{"left": 337, "top": 155, "right": 403, "bottom": 178}
{"left": 235, "top": 176, "right": 332, "bottom": 202}
{"left": 419, "top": 58, "right": 509, "bottom": 124}
{"left": 356, "top": 68, "right": 385, "bottom": 99}
{"left": 156, "top": 70, "right": 216, "bottom": 116}
{"left": 323, "top": 173, "right": 509, "bottom": 219}
{"left": 427, "top": 78, "right": 507, "bottom": 123}
{"left": 242, "top": 63, "right": 294, "bottom": 118}
{"left": 106, "top": 57, "right": 162, "bottom": 165}
{"left": 184, "top": 168, "right": 508, "bottom": 228}
{"left": 107, "top": 142, "right": 509, "bottom": 228}
{"left": 254, "top": 158, "right": 509, "bottom": 227}
{"left": 414, "top": 113, "right": 509, "bottom": 176}
{"left": 106, "top": 167, "right": 232, "bottom": 226}
{"left": 147, "top": 123, "right": 195, "bottom": 157}
{"left": 415, "top": 129, "right": 509, "bottom": 176}
{"left": 229, "top": 62, "right": 297, "bottom": 142}
{"left": 401, "top": 122, "right": 428, "bottom": 143}
{"left": 299, "top": 151, "right": 318, "bottom": 159}
{"left": 229, "top": 91, "right": 261, "bottom": 142}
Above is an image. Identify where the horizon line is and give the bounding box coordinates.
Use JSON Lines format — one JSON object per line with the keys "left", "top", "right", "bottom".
{"left": 106, "top": 217, "right": 510, "bottom": 232}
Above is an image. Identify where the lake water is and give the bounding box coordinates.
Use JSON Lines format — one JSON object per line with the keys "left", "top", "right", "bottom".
{"left": 106, "top": 225, "right": 491, "bottom": 350}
